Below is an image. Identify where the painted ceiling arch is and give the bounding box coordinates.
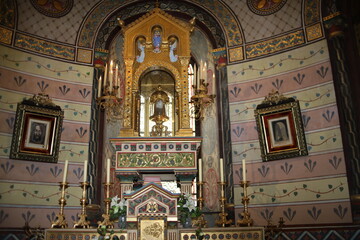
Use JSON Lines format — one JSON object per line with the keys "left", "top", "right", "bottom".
{"left": 77, "top": 0, "right": 242, "bottom": 49}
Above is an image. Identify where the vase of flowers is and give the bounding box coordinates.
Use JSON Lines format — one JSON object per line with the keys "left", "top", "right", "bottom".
{"left": 109, "top": 195, "right": 127, "bottom": 229}
{"left": 177, "top": 193, "right": 202, "bottom": 228}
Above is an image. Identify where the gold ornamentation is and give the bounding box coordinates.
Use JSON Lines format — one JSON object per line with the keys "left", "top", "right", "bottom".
{"left": 51, "top": 182, "right": 68, "bottom": 228}
{"left": 261, "top": 90, "right": 287, "bottom": 105}
{"left": 229, "top": 46, "right": 243, "bottom": 62}
{"left": 190, "top": 79, "right": 216, "bottom": 120}
{"left": 246, "top": 30, "right": 305, "bottom": 59}
{"left": 14, "top": 33, "right": 75, "bottom": 60}
{"left": 146, "top": 201, "right": 159, "bottom": 213}
{"left": 143, "top": 222, "right": 163, "bottom": 238}
{"left": 77, "top": 48, "right": 93, "bottom": 64}
{"left": 0, "top": 27, "right": 12, "bottom": 45}
{"left": 30, "top": 93, "right": 57, "bottom": 107}
{"left": 306, "top": 23, "right": 323, "bottom": 41}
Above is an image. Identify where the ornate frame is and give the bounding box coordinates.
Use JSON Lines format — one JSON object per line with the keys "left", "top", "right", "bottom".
{"left": 255, "top": 91, "right": 308, "bottom": 161}
{"left": 10, "top": 94, "right": 64, "bottom": 163}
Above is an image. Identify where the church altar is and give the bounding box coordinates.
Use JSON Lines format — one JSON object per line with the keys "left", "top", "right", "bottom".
{"left": 45, "top": 227, "right": 264, "bottom": 240}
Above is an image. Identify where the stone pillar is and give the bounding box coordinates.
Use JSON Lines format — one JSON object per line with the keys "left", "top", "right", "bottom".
{"left": 323, "top": 6, "right": 360, "bottom": 222}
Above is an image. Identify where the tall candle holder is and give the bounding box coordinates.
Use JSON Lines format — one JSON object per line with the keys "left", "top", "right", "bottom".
{"left": 51, "top": 182, "right": 68, "bottom": 228}
{"left": 215, "top": 182, "right": 233, "bottom": 227}
{"left": 237, "top": 181, "right": 253, "bottom": 226}
{"left": 73, "top": 182, "right": 90, "bottom": 228}
{"left": 192, "top": 181, "right": 207, "bottom": 227}
{"left": 97, "top": 182, "right": 114, "bottom": 228}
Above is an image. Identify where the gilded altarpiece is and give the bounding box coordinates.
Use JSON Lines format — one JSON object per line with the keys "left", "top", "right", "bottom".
{"left": 119, "top": 8, "right": 194, "bottom": 137}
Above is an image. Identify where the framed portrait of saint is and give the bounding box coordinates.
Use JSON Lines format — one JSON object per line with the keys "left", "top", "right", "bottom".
{"left": 255, "top": 91, "right": 308, "bottom": 161}
{"left": 10, "top": 94, "right": 64, "bottom": 163}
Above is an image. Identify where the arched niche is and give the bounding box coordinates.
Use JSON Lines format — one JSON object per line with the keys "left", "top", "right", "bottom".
{"left": 119, "top": 7, "right": 194, "bottom": 137}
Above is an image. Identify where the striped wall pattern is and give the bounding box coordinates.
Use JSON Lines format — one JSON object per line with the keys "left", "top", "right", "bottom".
{"left": 0, "top": 45, "right": 94, "bottom": 228}
{"left": 227, "top": 39, "right": 352, "bottom": 226}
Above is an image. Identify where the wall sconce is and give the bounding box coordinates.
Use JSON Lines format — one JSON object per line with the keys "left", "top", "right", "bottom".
{"left": 190, "top": 79, "right": 216, "bottom": 120}
{"left": 96, "top": 61, "right": 123, "bottom": 121}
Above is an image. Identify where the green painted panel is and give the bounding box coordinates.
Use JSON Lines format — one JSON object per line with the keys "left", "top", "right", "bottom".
{"left": 117, "top": 152, "right": 195, "bottom": 169}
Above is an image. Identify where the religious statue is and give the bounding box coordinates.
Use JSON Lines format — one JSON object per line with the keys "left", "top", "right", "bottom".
{"left": 150, "top": 85, "right": 170, "bottom": 136}
{"left": 152, "top": 26, "right": 162, "bottom": 53}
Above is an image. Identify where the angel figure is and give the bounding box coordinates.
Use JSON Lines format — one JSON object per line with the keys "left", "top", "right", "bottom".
{"left": 136, "top": 39, "right": 145, "bottom": 63}
{"left": 169, "top": 39, "right": 178, "bottom": 62}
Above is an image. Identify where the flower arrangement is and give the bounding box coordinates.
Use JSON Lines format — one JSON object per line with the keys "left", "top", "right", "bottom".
{"left": 109, "top": 195, "right": 127, "bottom": 221}
{"left": 177, "top": 193, "right": 202, "bottom": 226}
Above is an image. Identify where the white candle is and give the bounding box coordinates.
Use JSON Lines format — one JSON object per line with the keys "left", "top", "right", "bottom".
{"left": 62, "top": 160, "right": 68, "bottom": 183}
{"left": 109, "top": 60, "right": 113, "bottom": 91}
{"left": 103, "top": 64, "right": 108, "bottom": 88}
{"left": 220, "top": 158, "right": 224, "bottom": 182}
{"left": 242, "top": 159, "right": 247, "bottom": 182}
{"left": 83, "top": 160, "right": 88, "bottom": 182}
{"left": 198, "top": 158, "right": 203, "bottom": 182}
{"left": 115, "top": 64, "right": 119, "bottom": 86}
{"left": 98, "top": 76, "right": 102, "bottom": 97}
{"left": 106, "top": 158, "right": 111, "bottom": 183}
{"left": 203, "top": 62, "right": 207, "bottom": 80}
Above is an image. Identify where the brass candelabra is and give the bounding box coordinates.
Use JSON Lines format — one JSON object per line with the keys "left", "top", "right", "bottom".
{"left": 97, "top": 182, "right": 114, "bottom": 228}
{"left": 192, "top": 181, "right": 207, "bottom": 227}
{"left": 97, "top": 84, "right": 123, "bottom": 121}
{"left": 51, "top": 182, "right": 68, "bottom": 228}
{"left": 73, "top": 181, "right": 90, "bottom": 228}
{"left": 190, "top": 79, "right": 216, "bottom": 120}
{"left": 237, "top": 181, "right": 253, "bottom": 226}
{"left": 215, "top": 181, "right": 233, "bottom": 227}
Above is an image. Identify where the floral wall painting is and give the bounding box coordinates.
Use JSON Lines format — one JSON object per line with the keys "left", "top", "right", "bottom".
{"left": 10, "top": 94, "right": 64, "bottom": 163}
{"left": 255, "top": 91, "right": 308, "bottom": 161}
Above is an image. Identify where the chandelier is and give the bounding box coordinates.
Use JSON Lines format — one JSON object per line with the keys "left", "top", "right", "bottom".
{"left": 96, "top": 61, "right": 123, "bottom": 121}
{"left": 190, "top": 78, "right": 216, "bottom": 120}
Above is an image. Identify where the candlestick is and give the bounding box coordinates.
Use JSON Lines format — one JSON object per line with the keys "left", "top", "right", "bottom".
{"left": 51, "top": 182, "right": 68, "bottom": 228}
{"left": 237, "top": 180, "right": 253, "bottom": 226}
{"left": 83, "top": 160, "right": 88, "bottom": 182}
{"left": 215, "top": 181, "right": 232, "bottom": 227}
{"left": 198, "top": 158, "right": 203, "bottom": 182}
{"left": 242, "top": 159, "right": 246, "bottom": 182}
{"left": 193, "top": 181, "right": 207, "bottom": 228}
{"left": 106, "top": 158, "right": 110, "bottom": 184}
{"left": 97, "top": 182, "right": 114, "bottom": 228}
{"left": 73, "top": 182, "right": 90, "bottom": 228}
{"left": 219, "top": 158, "right": 224, "bottom": 182}
{"left": 62, "top": 160, "right": 68, "bottom": 184}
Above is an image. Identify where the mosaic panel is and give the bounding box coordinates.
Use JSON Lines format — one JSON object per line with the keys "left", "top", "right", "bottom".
{"left": 85, "top": 0, "right": 227, "bottom": 49}
{"left": 245, "top": 30, "right": 305, "bottom": 59}
{"left": 306, "top": 23, "right": 323, "bottom": 41}
{"left": 230, "top": 0, "right": 301, "bottom": 43}
{"left": 30, "top": 0, "right": 73, "bottom": 18}
{"left": 0, "top": 27, "right": 12, "bottom": 45}
{"left": 229, "top": 46, "right": 244, "bottom": 62}
{"left": 304, "top": 0, "right": 321, "bottom": 25}
{"left": 14, "top": 33, "right": 75, "bottom": 60}
{"left": 77, "top": 48, "right": 93, "bottom": 64}
{"left": 17, "top": 0, "right": 93, "bottom": 44}
{"left": 117, "top": 152, "right": 195, "bottom": 169}
{"left": 0, "top": 0, "right": 15, "bottom": 28}
{"left": 247, "top": 0, "right": 287, "bottom": 16}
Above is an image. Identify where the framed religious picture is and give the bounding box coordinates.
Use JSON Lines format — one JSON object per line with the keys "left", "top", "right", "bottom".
{"left": 254, "top": 91, "right": 308, "bottom": 161}
{"left": 10, "top": 94, "right": 64, "bottom": 163}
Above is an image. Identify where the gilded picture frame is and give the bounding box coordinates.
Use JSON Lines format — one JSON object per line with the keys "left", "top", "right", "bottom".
{"left": 255, "top": 91, "right": 308, "bottom": 161}
{"left": 10, "top": 94, "right": 64, "bottom": 163}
